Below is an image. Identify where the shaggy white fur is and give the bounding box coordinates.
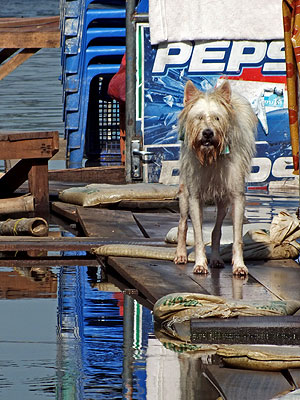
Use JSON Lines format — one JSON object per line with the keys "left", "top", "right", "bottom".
{"left": 174, "top": 80, "right": 257, "bottom": 276}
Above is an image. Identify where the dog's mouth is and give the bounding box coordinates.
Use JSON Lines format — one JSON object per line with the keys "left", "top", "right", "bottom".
{"left": 200, "top": 140, "right": 214, "bottom": 147}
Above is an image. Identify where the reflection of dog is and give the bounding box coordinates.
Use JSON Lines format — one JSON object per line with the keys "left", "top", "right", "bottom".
{"left": 174, "top": 80, "right": 257, "bottom": 276}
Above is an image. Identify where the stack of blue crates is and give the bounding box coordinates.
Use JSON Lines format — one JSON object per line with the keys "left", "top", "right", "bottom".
{"left": 60, "top": 0, "right": 126, "bottom": 168}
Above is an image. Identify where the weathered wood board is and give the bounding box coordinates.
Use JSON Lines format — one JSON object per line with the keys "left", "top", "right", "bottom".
{"left": 51, "top": 201, "right": 78, "bottom": 222}
{"left": 0, "top": 16, "right": 60, "bottom": 48}
{"left": 106, "top": 256, "right": 209, "bottom": 306}
{"left": 77, "top": 208, "right": 145, "bottom": 238}
{"left": 48, "top": 165, "right": 126, "bottom": 184}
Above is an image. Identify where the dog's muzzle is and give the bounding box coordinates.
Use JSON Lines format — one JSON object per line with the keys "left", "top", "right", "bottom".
{"left": 200, "top": 128, "right": 215, "bottom": 147}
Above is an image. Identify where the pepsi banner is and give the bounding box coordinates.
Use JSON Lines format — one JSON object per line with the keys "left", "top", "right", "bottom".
{"left": 137, "top": 25, "right": 293, "bottom": 189}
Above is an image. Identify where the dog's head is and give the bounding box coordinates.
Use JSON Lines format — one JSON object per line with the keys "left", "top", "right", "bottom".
{"left": 179, "top": 80, "right": 233, "bottom": 166}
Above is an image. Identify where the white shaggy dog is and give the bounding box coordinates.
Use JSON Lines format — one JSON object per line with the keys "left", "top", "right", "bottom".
{"left": 174, "top": 80, "right": 257, "bottom": 276}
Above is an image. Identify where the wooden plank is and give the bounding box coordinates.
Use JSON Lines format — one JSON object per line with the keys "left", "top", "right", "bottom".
{"left": 0, "top": 159, "right": 33, "bottom": 194}
{"left": 117, "top": 199, "right": 179, "bottom": 211}
{"left": 0, "top": 256, "right": 99, "bottom": 267}
{"left": 185, "top": 263, "right": 279, "bottom": 301}
{"left": 248, "top": 262, "right": 300, "bottom": 301}
{"left": 28, "top": 159, "right": 49, "bottom": 215}
{"left": 106, "top": 270, "right": 154, "bottom": 310}
{"left": 204, "top": 365, "right": 291, "bottom": 400}
{"left": 48, "top": 165, "right": 126, "bottom": 184}
{"left": 0, "top": 16, "right": 60, "bottom": 48}
{"left": 0, "top": 16, "right": 60, "bottom": 30}
{"left": 133, "top": 207, "right": 241, "bottom": 239}
{"left": 77, "top": 208, "right": 144, "bottom": 238}
{"left": 51, "top": 201, "right": 78, "bottom": 222}
{"left": 0, "top": 236, "right": 158, "bottom": 252}
{"left": 0, "top": 48, "right": 39, "bottom": 80}
{"left": 0, "top": 48, "right": 18, "bottom": 63}
{"left": 191, "top": 315, "right": 300, "bottom": 345}
{"left": 106, "top": 256, "right": 209, "bottom": 307}
{"left": 0, "top": 136, "right": 59, "bottom": 159}
{"left": 133, "top": 212, "right": 180, "bottom": 239}
{"left": 0, "top": 130, "right": 59, "bottom": 142}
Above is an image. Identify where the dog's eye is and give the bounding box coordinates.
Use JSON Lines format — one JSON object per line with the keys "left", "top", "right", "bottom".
{"left": 215, "top": 116, "right": 220, "bottom": 121}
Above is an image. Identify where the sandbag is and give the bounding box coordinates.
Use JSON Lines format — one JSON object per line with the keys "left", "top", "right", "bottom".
{"left": 221, "top": 212, "right": 300, "bottom": 260}
{"left": 153, "top": 293, "right": 300, "bottom": 342}
{"left": 92, "top": 244, "right": 184, "bottom": 260}
{"left": 58, "top": 183, "right": 178, "bottom": 207}
{"left": 217, "top": 346, "right": 300, "bottom": 371}
{"left": 165, "top": 212, "right": 300, "bottom": 260}
{"left": 154, "top": 292, "right": 300, "bottom": 371}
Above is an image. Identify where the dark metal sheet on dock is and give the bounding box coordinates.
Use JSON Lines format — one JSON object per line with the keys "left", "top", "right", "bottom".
{"left": 191, "top": 315, "right": 300, "bottom": 345}
{"left": 204, "top": 365, "right": 292, "bottom": 400}
{"left": 106, "top": 256, "right": 209, "bottom": 307}
{"left": 77, "top": 208, "right": 144, "bottom": 238}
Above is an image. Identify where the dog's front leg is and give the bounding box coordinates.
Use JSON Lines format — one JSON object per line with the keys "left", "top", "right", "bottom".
{"left": 189, "top": 197, "right": 208, "bottom": 274}
{"left": 232, "top": 194, "right": 248, "bottom": 276}
{"left": 210, "top": 201, "right": 228, "bottom": 268}
{"left": 174, "top": 184, "right": 189, "bottom": 264}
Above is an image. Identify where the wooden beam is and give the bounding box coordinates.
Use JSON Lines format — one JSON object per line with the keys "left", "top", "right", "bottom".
{"left": 0, "top": 256, "right": 99, "bottom": 267}
{"left": 0, "top": 48, "right": 19, "bottom": 63}
{"left": 28, "top": 159, "right": 49, "bottom": 215}
{"left": 0, "top": 48, "right": 40, "bottom": 80}
{"left": 0, "top": 159, "right": 33, "bottom": 194}
{"left": 0, "top": 236, "right": 159, "bottom": 252}
{"left": 48, "top": 165, "right": 126, "bottom": 184}
{"left": 0, "top": 16, "right": 60, "bottom": 48}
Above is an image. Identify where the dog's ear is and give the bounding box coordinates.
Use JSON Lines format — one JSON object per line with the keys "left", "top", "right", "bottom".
{"left": 217, "top": 80, "right": 231, "bottom": 103}
{"left": 184, "top": 80, "right": 199, "bottom": 104}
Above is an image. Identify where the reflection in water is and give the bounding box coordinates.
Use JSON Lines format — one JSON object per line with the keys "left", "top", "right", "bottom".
{"left": 56, "top": 266, "right": 153, "bottom": 399}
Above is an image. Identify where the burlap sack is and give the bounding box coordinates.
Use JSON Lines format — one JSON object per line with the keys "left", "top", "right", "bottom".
{"left": 154, "top": 293, "right": 300, "bottom": 370}
{"left": 58, "top": 183, "right": 178, "bottom": 207}
{"left": 165, "top": 212, "right": 300, "bottom": 260}
{"left": 217, "top": 345, "right": 300, "bottom": 371}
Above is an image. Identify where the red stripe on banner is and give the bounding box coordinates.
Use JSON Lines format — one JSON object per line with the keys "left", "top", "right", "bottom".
{"left": 226, "top": 67, "right": 286, "bottom": 84}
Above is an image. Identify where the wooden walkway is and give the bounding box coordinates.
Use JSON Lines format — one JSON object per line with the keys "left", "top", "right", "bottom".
{"left": 51, "top": 201, "right": 300, "bottom": 311}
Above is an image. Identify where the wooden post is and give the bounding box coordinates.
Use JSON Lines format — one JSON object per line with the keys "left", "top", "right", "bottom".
{"left": 28, "top": 159, "right": 49, "bottom": 216}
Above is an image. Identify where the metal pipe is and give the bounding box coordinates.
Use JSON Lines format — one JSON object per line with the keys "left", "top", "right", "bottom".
{"left": 125, "top": 0, "right": 137, "bottom": 183}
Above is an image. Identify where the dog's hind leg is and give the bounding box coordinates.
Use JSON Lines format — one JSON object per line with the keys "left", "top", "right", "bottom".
{"left": 231, "top": 194, "right": 248, "bottom": 276}
{"left": 210, "top": 201, "right": 228, "bottom": 268}
{"left": 189, "top": 197, "right": 208, "bottom": 274}
{"left": 174, "top": 184, "right": 189, "bottom": 264}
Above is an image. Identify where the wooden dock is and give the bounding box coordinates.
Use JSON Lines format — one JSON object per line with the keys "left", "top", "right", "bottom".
{"left": 49, "top": 201, "right": 300, "bottom": 310}
{"left": 0, "top": 194, "right": 299, "bottom": 397}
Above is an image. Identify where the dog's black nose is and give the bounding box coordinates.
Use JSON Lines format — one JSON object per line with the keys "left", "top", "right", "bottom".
{"left": 202, "top": 129, "right": 214, "bottom": 140}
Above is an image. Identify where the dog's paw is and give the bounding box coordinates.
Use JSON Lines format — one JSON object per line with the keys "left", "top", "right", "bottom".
{"left": 193, "top": 264, "right": 209, "bottom": 274}
{"left": 209, "top": 256, "right": 225, "bottom": 269}
{"left": 232, "top": 264, "right": 248, "bottom": 277}
{"left": 174, "top": 253, "right": 187, "bottom": 264}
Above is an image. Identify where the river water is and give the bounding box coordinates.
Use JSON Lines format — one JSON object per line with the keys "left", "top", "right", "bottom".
{"left": 0, "top": 0, "right": 64, "bottom": 135}
{"left": 1, "top": 1, "right": 300, "bottom": 399}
